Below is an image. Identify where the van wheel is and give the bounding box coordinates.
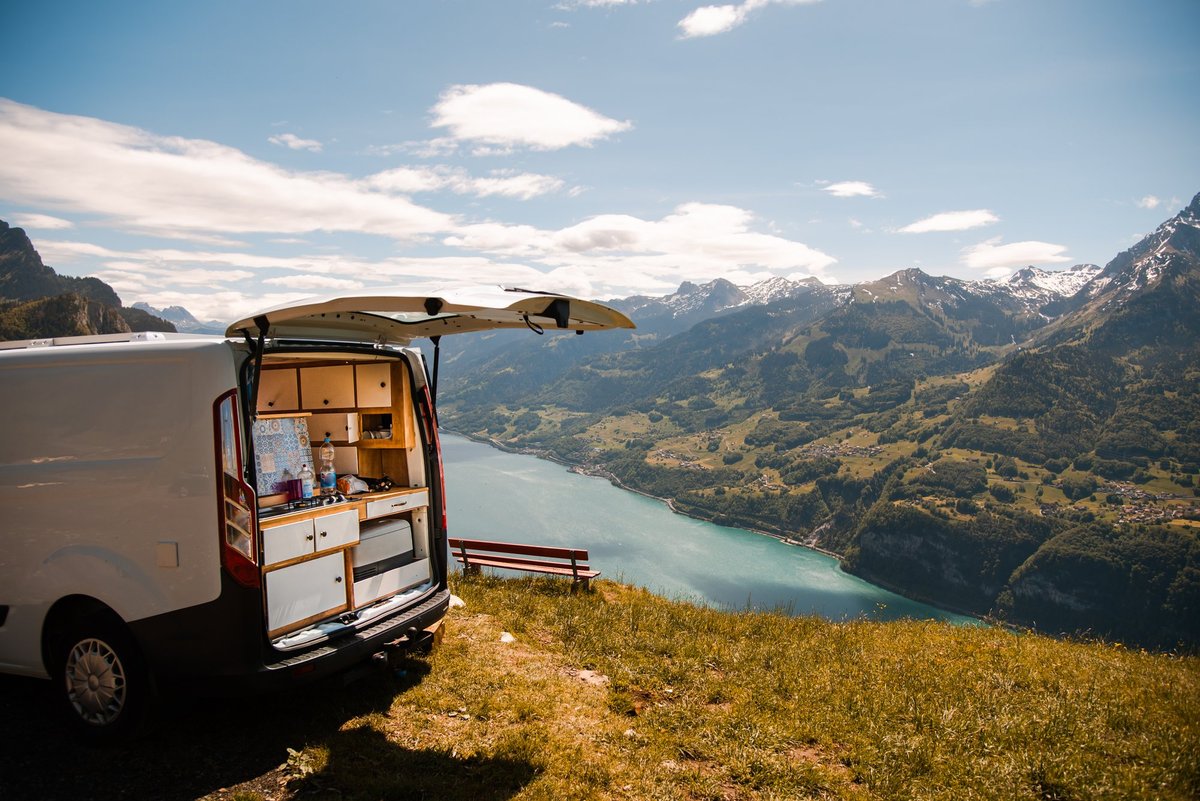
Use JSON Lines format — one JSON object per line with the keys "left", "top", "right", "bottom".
{"left": 52, "top": 612, "right": 151, "bottom": 742}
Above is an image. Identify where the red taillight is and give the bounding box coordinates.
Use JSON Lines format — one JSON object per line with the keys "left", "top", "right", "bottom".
{"left": 214, "top": 390, "right": 261, "bottom": 588}
{"left": 419, "top": 386, "right": 448, "bottom": 533}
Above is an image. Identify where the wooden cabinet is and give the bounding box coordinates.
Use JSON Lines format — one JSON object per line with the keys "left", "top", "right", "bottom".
{"left": 259, "top": 357, "right": 417, "bottom": 490}
{"left": 300, "top": 365, "right": 356, "bottom": 409}
{"left": 260, "top": 493, "right": 431, "bottom": 637}
{"left": 257, "top": 369, "right": 298, "bottom": 412}
{"left": 355, "top": 363, "right": 392, "bottom": 408}
{"left": 262, "top": 508, "right": 358, "bottom": 566}
{"left": 262, "top": 507, "right": 359, "bottom": 636}
{"left": 264, "top": 552, "right": 348, "bottom": 634}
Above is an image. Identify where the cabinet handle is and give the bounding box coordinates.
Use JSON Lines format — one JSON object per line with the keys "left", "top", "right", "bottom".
{"left": 267, "top": 400, "right": 275, "bottom": 407}
{"left": 391, "top": 500, "right": 408, "bottom": 508}
{"left": 323, "top": 399, "right": 330, "bottom": 406}
{"left": 306, "top": 534, "right": 314, "bottom": 541}
{"left": 335, "top": 576, "right": 343, "bottom": 583}
{"left": 319, "top": 531, "right": 327, "bottom": 538}
{"left": 380, "top": 381, "right": 387, "bottom": 388}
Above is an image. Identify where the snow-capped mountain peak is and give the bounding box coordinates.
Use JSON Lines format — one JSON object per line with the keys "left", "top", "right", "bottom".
{"left": 999, "top": 264, "right": 1101, "bottom": 300}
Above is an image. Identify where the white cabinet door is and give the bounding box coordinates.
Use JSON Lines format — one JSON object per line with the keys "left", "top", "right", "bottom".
{"left": 300, "top": 365, "right": 355, "bottom": 409}
{"left": 355, "top": 363, "right": 393, "bottom": 408}
{"left": 258, "top": 369, "right": 298, "bottom": 412}
{"left": 262, "top": 518, "right": 316, "bottom": 565}
{"left": 265, "top": 553, "right": 348, "bottom": 632}
{"left": 313, "top": 509, "right": 359, "bottom": 551}
{"left": 262, "top": 508, "right": 359, "bottom": 565}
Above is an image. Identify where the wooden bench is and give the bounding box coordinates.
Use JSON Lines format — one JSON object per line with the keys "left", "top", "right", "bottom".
{"left": 447, "top": 537, "right": 599, "bottom": 592}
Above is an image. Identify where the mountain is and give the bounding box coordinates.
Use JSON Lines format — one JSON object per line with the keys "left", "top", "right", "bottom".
{"left": 440, "top": 194, "right": 1200, "bottom": 649}
{"left": 0, "top": 293, "right": 134, "bottom": 340}
{"left": 438, "top": 275, "right": 841, "bottom": 408}
{"left": 0, "top": 220, "right": 176, "bottom": 340}
{"left": 131, "top": 302, "right": 226, "bottom": 335}
{"left": 0, "top": 221, "right": 121, "bottom": 307}
{"left": 998, "top": 264, "right": 1101, "bottom": 309}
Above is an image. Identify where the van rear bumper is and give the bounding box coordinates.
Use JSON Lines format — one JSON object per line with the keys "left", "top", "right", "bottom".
{"left": 259, "top": 588, "right": 450, "bottom": 684}
{"left": 133, "top": 586, "right": 450, "bottom": 696}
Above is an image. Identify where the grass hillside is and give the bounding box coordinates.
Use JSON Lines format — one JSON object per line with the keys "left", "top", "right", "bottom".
{"left": 3, "top": 574, "right": 1195, "bottom": 799}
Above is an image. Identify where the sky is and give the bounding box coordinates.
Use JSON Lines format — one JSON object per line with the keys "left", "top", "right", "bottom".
{"left": 1, "top": 0, "right": 1198, "bottom": 323}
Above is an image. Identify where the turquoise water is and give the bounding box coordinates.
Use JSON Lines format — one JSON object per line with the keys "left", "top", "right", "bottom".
{"left": 441, "top": 434, "right": 973, "bottom": 624}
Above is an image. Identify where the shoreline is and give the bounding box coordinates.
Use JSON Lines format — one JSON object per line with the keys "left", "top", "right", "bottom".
{"left": 443, "top": 428, "right": 846, "bottom": 562}
{"left": 441, "top": 427, "right": 988, "bottom": 624}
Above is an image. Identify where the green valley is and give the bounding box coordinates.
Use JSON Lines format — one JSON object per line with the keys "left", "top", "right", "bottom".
{"left": 440, "top": 195, "right": 1200, "bottom": 650}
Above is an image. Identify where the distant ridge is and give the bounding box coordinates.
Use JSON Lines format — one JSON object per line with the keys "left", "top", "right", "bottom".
{"left": 131, "top": 302, "right": 226, "bottom": 335}
{"left": 0, "top": 219, "right": 176, "bottom": 340}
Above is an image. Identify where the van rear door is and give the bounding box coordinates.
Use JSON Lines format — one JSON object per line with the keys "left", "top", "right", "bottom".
{"left": 225, "top": 286, "right": 635, "bottom": 344}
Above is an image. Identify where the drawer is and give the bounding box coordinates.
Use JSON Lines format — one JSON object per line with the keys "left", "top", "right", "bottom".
{"left": 365, "top": 489, "right": 429, "bottom": 520}
{"left": 352, "top": 558, "right": 431, "bottom": 606}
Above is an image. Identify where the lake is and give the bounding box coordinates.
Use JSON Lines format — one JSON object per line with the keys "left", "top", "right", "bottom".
{"left": 441, "top": 433, "right": 973, "bottom": 624}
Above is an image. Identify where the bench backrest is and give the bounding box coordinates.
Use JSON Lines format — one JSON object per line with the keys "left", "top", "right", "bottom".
{"left": 448, "top": 537, "right": 589, "bottom": 562}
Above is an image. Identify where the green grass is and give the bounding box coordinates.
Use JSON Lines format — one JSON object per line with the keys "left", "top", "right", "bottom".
{"left": 278, "top": 575, "right": 1199, "bottom": 800}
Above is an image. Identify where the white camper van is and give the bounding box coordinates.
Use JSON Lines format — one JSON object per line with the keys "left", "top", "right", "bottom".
{"left": 0, "top": 288, "right": 633, "bottom": 739}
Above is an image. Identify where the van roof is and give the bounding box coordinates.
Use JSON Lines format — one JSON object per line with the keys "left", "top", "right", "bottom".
{"left": 0, "top": 331, "right": 215, "bottom": 351}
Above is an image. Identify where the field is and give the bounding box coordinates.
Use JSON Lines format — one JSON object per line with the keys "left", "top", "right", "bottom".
{"left": 3, "top": 575, "right": 1197, "bottom": 800}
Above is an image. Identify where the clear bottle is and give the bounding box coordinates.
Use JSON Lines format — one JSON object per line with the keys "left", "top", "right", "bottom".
{"left": 318, "top": 435, "right": 337, "bottom": 495}
{"left": 297, "top": 463, "right": 315, "bottom": 499}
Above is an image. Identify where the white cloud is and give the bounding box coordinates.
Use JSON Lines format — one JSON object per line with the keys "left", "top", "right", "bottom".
{"left": 10, "top": 212, "right": 74, "bottom": 229}
{"left": 899, "top": 209, "right": 999, "bottom": 233}
{"left": 365, "top": 166, "right": 565, "bottom": 200}
{"left": 679, "top": 4, "right": 745, "bottom": 37}
{"left": 962, "top": 238, "right": 1071, "bottom": 270}
{"left": 430, "top": 83, "right": 632, "bottom": 151}
{"left": 268, "top": 132, "right": 323, "bottom": 152}
{"left": 0, "top": 99, "right": 455, "bottom": 242}
{"left": 1136, "top": 195, "right": 1161, "bottom": 210}
{"left": 445, "top": 201, "right": 836, "bottom": 297}
{"left": 678, "top": 0, "right": 819, "bottom": 39}
{"left": 262, "top": 274, "right": 365, "bottom": 290}
{"left": 3, "top": 100, "right": 836, "bottom": 315}
{"left": 822, "top": 181, "right": 881, "bottom": 199}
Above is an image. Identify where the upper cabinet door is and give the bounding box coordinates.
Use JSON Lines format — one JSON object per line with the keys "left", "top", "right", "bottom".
{"left": 355, "top": 363, "right": 392, "bottom": 408}
{"left": 300, "top": 365, "right": 355, "bottom": 409}
{"left": 258, "top": 369, "right": 298, "bottom": 412}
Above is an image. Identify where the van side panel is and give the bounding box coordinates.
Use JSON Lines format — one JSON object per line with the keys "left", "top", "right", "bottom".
{"left": 0, "top": 338, "right": 237, "bottom": 676}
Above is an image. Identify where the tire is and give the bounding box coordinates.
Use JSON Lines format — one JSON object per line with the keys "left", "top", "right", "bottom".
{"left": 52, "top": 611, "right": 152, "bottom": 743}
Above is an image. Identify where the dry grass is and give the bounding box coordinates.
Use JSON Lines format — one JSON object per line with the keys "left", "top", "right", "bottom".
{"left": 235, "top": 574, "right": 1200, "bottom": 800}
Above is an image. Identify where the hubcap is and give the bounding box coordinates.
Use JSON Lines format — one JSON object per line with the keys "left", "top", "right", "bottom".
{"left": 65, "top": 637, "right": 127, "bottom": 726}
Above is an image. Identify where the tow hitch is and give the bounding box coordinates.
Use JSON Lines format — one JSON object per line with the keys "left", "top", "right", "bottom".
{"left": 376, "top": 621, "right": 444, "bottom": 667}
